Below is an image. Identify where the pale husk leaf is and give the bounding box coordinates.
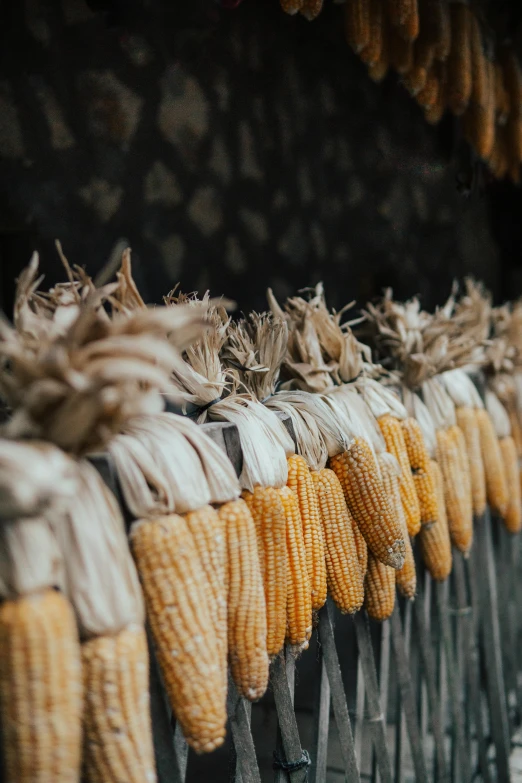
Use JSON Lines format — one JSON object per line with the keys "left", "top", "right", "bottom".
{"left": 485, "top": 390, "right": 511, "bottom": 439}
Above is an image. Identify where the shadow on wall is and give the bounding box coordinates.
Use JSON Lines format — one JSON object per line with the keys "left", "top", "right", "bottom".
{"left": 0, "top": 0, "right": 502, "bottom": 315}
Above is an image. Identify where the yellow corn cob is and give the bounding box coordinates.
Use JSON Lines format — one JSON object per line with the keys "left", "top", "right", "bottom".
{"left": 287, "top": 455, "right": 327, "bottom": 611}
{"left": 360, "top": 0, "right": 384, "bottom": 66}
{"left": 278, "top": 485, "right": 313, "bottom": 650}
{"left": 378, "top": 454, "right": 416, "bottom": 599}
{"left": 386, "top": 0, "right": 416, "bottom": 28}
{"left": 345, "top": 0, "right": 371, "bottom": 54}
{"left": 403, "top": 63, "right": 428, "bottom": 95}
{"left": 419, "top": 460, "right": 452, "bottom": 581}
{"left": 462, "top": 58, "right": 495, "bottom": 161}
{"left": 184, "top": 505, "right": 227, "bottom": 695}
{"left": 495, "top": 61, "right": 511, "bottom": 125}
{"left": 352, "top": 511, "right": 369, "bottom": 576}
{"left": 434, "top": 0, "right": 451, "bottom": 61}
{"left": 299, "top": 0, "right": 323, "bottom": 20}
{"left": 508, "top": 407, "right": 522, "bottom": 458}
{"left": 499, "top": 436, "right": 522, "bottom": 533}
{"left": 329, "top": 438, "right": 405, "bottom": 569}
{"left": 469, "top": 12, "right": 487, "bottom": 108}
{"left": 82, "top": 624, "right": 156, "bottom": 782}
{"left": 417, "top": 65, "right": 441, "bottom": 110}
{"left": 220, "top": 498, "right": 269, "bottom": 700}
{"left": 0, "top": 589, "right": 82, "bottom": 783}
{"left": 435, "top": 426, "right": 473, "bottom": 554}
{"left": 476, "top": 408, "right": 509, "bottom": 516}
{"left": 364, "top": 552, "right": 396, "bottom": 621}
{"left": 378, "top": 414, "right": 421, "bottom": 537}
{"left": 455, "top": 407, "right": 486, "bottom": 516}
{"left": 401, "top": 416, "right": 438, "bottom": 526}
{"left": 389, "top": 22, "right": 414, "bottom": 74}
{"left": 130, "top": 515, "right": 226, "bottom": 751}
{"left": 425, "top": 62, "right": 447, "bottom": 123}
{"left": 446, "top": 3, "right": 471, "bottom": 115}
{"left": 243, "top": 486, "right": 287, "bottom": 657}
{"left": 368, "top": 16, "right": 390, "bottom": 82}
{"left": 311, "top": 468, "right": 365, "bottom": 614}
{"left": 280, "top": 0, "right": 304, "bottom": 15}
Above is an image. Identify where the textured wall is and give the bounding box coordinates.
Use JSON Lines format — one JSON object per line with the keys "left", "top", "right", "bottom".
{"left": 0, "top": 0, "right": 500, "bottom": 315}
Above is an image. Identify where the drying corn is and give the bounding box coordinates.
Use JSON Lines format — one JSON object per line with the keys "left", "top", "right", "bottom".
{"left": 418, "top": 460, "right": 453, "bottom": 581}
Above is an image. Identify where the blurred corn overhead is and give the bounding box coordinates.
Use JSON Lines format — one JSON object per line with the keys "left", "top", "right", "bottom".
{"left": 389, "top": 22, "right": 414, "bottom": 73}
{"left": 345, "top": 0, "right": 371, "bottom": 54}
{"left": 447, "top": 3, "right": 471, "bottom": 115}
{"left": 287, "top": 455, "right": 327, "bottom": 611}
{"left": 463, "top": 58, "right": 496, "bottom": 161}
{"left": 82, "top": 624, "right": 156, "bottom": 783}
{"left": 425, "top": 63, "right": 447, "bottom": 123}
{"left": 221, "top": 499, "right": 269, "bottom": 701}
{"left": 243, "top": 486, "right": 287, "bottom": 657}
{"left": 330, "top": 439, "right": 405, "bottom": 569}
{"left": 299, "top": 0, "right": 323, "bottom": 20}
{"left": 378, "top": 414, "right": 421, "bottom": 536}
{"left": 360, "top": 0, "right": 384, "bottom": 66}
{"left": 455, "top": 407, "right": 486, "bottom": 516}
{"left": 499, "top": 436, "right": 522, "bottom": 533}
{"left": 184, "top": 505, "right": 227, "bottom": 695}
{"left": 280, "top": 0, "right": 304, "bottom": 14}
{"left": 279, "top": 485, "right": 313, "bottom": 650}
{"left": 368, "top": 16, "right": 390, "bottom": 81}
{"left": 364, "top": 552, "right": 396, "bottom": 621}
{"left": 495, "top": 61, "right": 511, "bottom": 124}
{"left": 476, "top": 408, "right": 509, "bottom": 517}
{"left": 0, "top": 589, "right": 82, "bottom": 783}
{"left": 401, "top": 416, "right": 438, "bottom": 527}
{"left": 379, "top": 455, "right": 416, "bottom": 600}
{"left": 419, "top": 460, "right": 453, "bottom": 581}
{"left": 130, "top": 515, "right": 226, "bottom": 752}
{"left": 311, "top": 468, "right": 365, "bottom": 614}
{"left": 386, "top": 0, "right": 417, "bottom": 30}
{"left": 435, "top": 426, "right": 473, "bottom": 554}
{"left": 469, "top": 12, "right": 487, "bottom": 108}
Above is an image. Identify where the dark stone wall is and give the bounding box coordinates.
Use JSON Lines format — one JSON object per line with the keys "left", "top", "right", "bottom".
{"left": 0, "top": 0, "right": 503, "bottom": 316}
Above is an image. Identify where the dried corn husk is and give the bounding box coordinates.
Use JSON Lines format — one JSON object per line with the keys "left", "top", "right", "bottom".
{"left": 52, "top": 460, "right": 145, "bottom": 639}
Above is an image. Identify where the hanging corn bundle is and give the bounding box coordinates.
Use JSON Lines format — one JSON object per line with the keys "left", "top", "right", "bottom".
{"left": 0, "top": 440, "right": 82, "bottom": 783}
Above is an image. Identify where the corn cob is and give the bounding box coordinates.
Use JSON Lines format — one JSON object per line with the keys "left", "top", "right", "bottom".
{"left": 280, "top": 0, "right": 304, "bottom": 15}
{"left": 455, "top": 407, "right": 486, "bottom": 516}
{"left": 508, "top": 408, "right": 522, "bottom": 458}
{"left": 330, "top": 438, "right": 405, "bottom": 569}
{"left": 446, "top": 3, "right": 471, "bottom": 115}
{"left": 417, "top": 65, "right": 441, "bottom": 110}
{"left": 476, "top": 408, "right": 509, "bottom": 516}
{"left": 82, "top": 624, "right": 156, "bottom": 782}
{"left": 499, "top": 436, "right": 522, "bottom": 533}
{"left": 434, "top": 0, "right": 451, "bottom": 61}
{"left": 495, "top": 61, "right": 511, "bottom": 125}
{"left": 345, "top": 0, "right": 371, "bottom": 54}
{"left": 360, "top": 0, "right": 384, "bottom": 66}
{"left": 311, "top": 468, "right": 365, "bottom": 614}
{"left": 386, "top": 0, "right": 416, "bottom": 29}
{"left": 352, "top": 512, "right": 369, "bottom": 575}
{"left": 469, "top": 12, "right": 487, "bottom": 108}
{"left": 389, "top": 22, "right": 414, "bottom": 74}
{"left": 425, "top": 62, "right": 447, "bottom": 123}
{"left": 418, "top": 460, "right": 452, "bottom": 581}
{"left": 378, "top": 455, "right": 416, "bottom": 599}
{"left": 364, "top": 552, "right": 396, "bottom": 621}
{"left": 184, "top": 505, "right": 227, "bottom": 694}
{"left": 278, "top": 485, "right": 313, "bottom": 650}
{"left": 435, "top": 426, "right": 473, "bottom": 554}
{"left": 378, "top": 414, "right": 421, "bottom": 537}
{"left": 462, "top": 59, "right": 495, "bottom": 161}
{"left": 243, "top": 486, "right": 287, "bottom": 657}
{"left": 287, "top": 455, "right": 327, "bottom": 611}
{"left": 489, "top": 132, "right": 509, "bottom": 180}
{"left": 220, "top": 499, "right": 269, "bottom": 700}
{"left": 300, "top": 0, "right": 323, "bottom": 20}
{"left": 368, "top": 17, "right": 390, "bottom": 82}
{"left": 0, "top": 589, "right": 82, "bottom": 783}
{"left": 401, "top": 416, "right": 438, "bottom": 527}
{"left": 130, "top": 515, "right": 226, "bottom": 751}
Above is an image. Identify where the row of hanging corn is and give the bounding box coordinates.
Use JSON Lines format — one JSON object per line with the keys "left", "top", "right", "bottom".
{"left": 279, "top": 0, "right": 522, "bottom": 182}
{"left": 1, "top": 250, "right": 522, "bottom": 782}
